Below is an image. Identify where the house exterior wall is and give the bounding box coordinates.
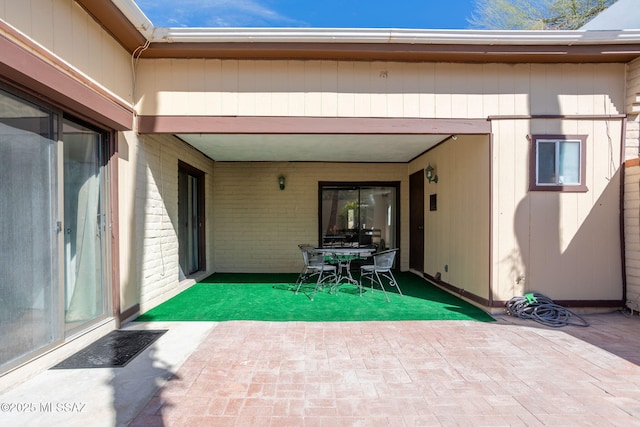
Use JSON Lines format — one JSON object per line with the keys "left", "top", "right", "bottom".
{"left": 0, "top": 0, "right": 137, "bottom": 386}
{"left": 492, "top": 118, "right": 623, "bottom": 304}
{"left": 212, "top": 162, "right": 409, "bottom": 273}
{"left": 138, "top": 58, "right": 626, "bottom": 306}
{"left": 0, "top": 0, "right": 635, "bottom": 391}
{"left": 0, "top": 0, "right": 133, "bottom": 105}
{"left": 624, "top": 159, "right": 640, "bottom": 312}
{"left": 136, "top": 60, "right": 623, "bottom": 121}
{"left": 409, "top": 136, "right": 491, "bottom": 301}
{"left": 623, "top": 58, "right": 640, "bottom": 311}
{"left": 118, "top": 132, "right": 216, "bottom": 313}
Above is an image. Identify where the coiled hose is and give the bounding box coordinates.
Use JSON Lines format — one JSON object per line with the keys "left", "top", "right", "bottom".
{"left": 505, "top": 293, "right": 589, "bottom": 327}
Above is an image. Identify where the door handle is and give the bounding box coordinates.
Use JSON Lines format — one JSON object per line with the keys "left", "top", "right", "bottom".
{"left": 418, "top": 225, "right": 424, "bottom": 230}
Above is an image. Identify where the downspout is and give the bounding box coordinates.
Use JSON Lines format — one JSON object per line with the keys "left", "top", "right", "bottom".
{"left": 620, "top": 117, "right": 628, "bottom": 307}
{"left": 488, "top": 131, "right": 494, "bottom": 308}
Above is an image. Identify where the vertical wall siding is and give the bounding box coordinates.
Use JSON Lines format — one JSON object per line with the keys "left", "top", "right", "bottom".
{"left": 212, "top": 162, "right": 408, "bottom": 273}
{"left": 409, "top": 136, "right": 491, "bottom": 300}
{"left": 0, "top": 0, "right": 134, "bottom": 104}
{"left": 118, "top": 133, "right": 215, "bottom": 312}
{"left": 137, "top": 60, "right": 624, "bottom": 120}
{"left": 492, "top": 119, "right": 623, "bottom": 303}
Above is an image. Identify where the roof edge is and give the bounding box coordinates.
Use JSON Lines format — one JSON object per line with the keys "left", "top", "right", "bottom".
{"left": 75, "top": 0, "right": 640, "bottom": 63}
{"left": 110, "top": 0, "right": 154, "bottom": 39}
{"left": 151, "top": 27, "right": 640, "bottom": 46}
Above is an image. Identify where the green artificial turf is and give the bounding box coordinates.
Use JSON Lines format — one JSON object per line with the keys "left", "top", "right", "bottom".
{"left": 136, "top": 272, "right": 495, "bottom": 322}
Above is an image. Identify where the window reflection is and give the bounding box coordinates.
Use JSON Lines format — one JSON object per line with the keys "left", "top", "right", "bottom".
{"left": 320, "top": 184, "right": 397, "bottom": 250}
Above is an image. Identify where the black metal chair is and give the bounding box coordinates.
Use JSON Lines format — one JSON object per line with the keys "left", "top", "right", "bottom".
{"left": 295, "top": 244, "right": 338, "bottom": 301}
{"left": 359, "top": 248, "right": 401, "bottom": 302}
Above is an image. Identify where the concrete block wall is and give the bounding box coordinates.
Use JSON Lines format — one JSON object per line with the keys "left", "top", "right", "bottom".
{"left": 625, "top": 58, "right": 640, "bottom": 160}
{"left": 627, "top": 57, "right": 640, "bottom": 115}
{"left": 624, "top": 58, "right": 640, "bottom": 312}
{"left": 124, "top": 133, "right": 215, "bottom": 313}
{"left": 212, "top": 161, "right": 409, "bottom": 273}
{"left": 624, "top": 160, "right": 640, "bottom": 312}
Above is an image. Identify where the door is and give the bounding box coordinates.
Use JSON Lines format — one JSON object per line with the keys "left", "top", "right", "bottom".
{"left": 178, "top": 161, "right": 205, "bottom": 279}
{"left": 63, "top": 119, "right": 107, "bottom": 331}
{"left": 0, "top": 88, "right": 60, "bottom": 369}
{"left": 0, "top": 88, "right": 110, "bottom": 372}
{"left": 409, "top": 170, "right": 424, "bottom": 272}
{"left": 319, "top": 183, "right": 398, "bottom": 251}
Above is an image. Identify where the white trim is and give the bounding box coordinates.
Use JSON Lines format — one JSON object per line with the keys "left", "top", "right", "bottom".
{"left": 151, "top": 27, "right": 640, "bottom": 45}
{"left": 112, "top": 1, "right": 640, "bottom": 46}
{"left": 111, "top": 0, "right": 155, "bottom": 39}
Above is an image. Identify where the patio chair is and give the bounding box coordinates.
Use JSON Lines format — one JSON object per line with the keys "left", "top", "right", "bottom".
{"left": 359, "top": 248, "right": 401, "bottom": 302}
{"left": 295, "top": 244, "right": 338, "bottom": 301}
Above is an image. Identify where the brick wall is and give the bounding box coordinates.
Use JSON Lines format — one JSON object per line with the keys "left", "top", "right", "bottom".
{"left": 130, "top": 134, "right": 215, "bottom": 312}
{"left": 625, "top": 160, "right": 640, "bottom": 312}
{"left": 124, "top": 141, "right": 408, "bottom": 311}
{"left": 626, "top": 58, "right": 640, "bottom": 160}
{"left": 624, "top": 59, "right": 640, "bottom": 312}
{"left": 212, "top": 162, "right": 409, "bottom": 273}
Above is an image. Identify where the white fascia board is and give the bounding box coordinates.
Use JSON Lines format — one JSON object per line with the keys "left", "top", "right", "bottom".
{"left": 151, "top": 27, "right": 640, "bottom": 46}
{"left": 111, "top": 0, "right": 155, "bottom": 39}
{"left": 113, "top": 1, "right": 640, "bottom": 47}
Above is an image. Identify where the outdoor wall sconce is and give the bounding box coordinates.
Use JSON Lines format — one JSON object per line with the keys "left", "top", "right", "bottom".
{"left": 278, "top": 175, "right": 286, "bottom": 190}
{"left": 425, "top": 164, "right": 438, "bottom": 184}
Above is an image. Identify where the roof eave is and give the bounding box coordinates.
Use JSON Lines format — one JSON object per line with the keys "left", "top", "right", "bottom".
{"left": 152, "top": 27, "right": 640, "bottom": 46}
{"left": 77, "top": 0, "right": 640, "bottom": 63}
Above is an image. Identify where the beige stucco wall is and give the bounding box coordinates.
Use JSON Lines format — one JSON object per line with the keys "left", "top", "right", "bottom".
{"left": 118, "top": 132, "right": 216, "bottom": 313}
{"left": 409, "top": 136, "right": 491, "bottom": 300}
{"left": 0, "top": 0, "right": 134, "bottom": 105}
{"left": 212, "top": 162, "right": 409, "bottom": 273}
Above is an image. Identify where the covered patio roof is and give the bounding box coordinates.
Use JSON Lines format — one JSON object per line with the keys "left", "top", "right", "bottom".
{"left": 139, "top": 116, "right": 490, "bottom": 162}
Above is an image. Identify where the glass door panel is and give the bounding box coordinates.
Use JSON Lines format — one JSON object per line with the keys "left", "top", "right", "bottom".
{"left": 178, "top": 163, "right": 204, "bottom": 278}
{"left": 320, "top": 184, "right": 397, "bottom": 250}
{"left": 360, "top": 187, "right": 396, "bottom": 250}
{"left": 0, "top": 89, "right": 60, "bottom": 368}
{"left": 321, "top": 187, "right": 359, "bottom": 246}
{"left": 63, "top": 119, "right": 105, "bottom": 329}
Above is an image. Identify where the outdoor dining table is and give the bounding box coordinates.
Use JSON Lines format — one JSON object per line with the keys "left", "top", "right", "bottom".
{"left": 315, "top": 247, "right": 374, "bottom": 291}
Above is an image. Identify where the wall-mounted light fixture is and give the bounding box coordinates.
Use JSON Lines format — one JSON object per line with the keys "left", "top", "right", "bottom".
{"left": 425, "top": 164, "right": 438, "bottom": 184}
{"left": 278, "top": 175, "right": 286, "bottom": 190}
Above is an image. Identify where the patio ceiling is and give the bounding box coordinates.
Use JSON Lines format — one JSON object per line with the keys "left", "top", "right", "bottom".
{"left": 177, "top": 133, "right": 449, "bottom": 162}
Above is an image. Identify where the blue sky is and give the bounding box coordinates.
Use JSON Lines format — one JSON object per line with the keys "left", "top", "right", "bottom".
{"left": 135, "top": 0, "right": 478, "bottom": 29}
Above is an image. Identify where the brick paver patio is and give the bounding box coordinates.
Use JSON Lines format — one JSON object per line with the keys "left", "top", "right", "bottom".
{"left": 131, "top": 313, "right": 640, "bottom": 426}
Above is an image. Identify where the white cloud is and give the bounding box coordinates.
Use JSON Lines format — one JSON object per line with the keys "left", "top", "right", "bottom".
{"left": 135, "top": 0, "right": 307, "bottom": 27}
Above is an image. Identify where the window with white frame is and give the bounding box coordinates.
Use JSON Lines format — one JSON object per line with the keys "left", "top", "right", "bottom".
{"left": 530, "top": 135, "right": 587, "bottom": 192}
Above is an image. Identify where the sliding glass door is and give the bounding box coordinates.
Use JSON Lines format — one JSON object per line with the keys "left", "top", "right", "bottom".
{"left": 0, "top": 87, "right": 109, "bottom": 371}
{"left": 63, "top": 119, "right": 107, "bottom": 331}
{"left": 0, "top": 89, "right": 60, "bottom": 369}
{"left": 320, "top": 183, "right": 398, "bottom": 250}
{"left": 178, "top": 161, "right": 205, "bottom": 279}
